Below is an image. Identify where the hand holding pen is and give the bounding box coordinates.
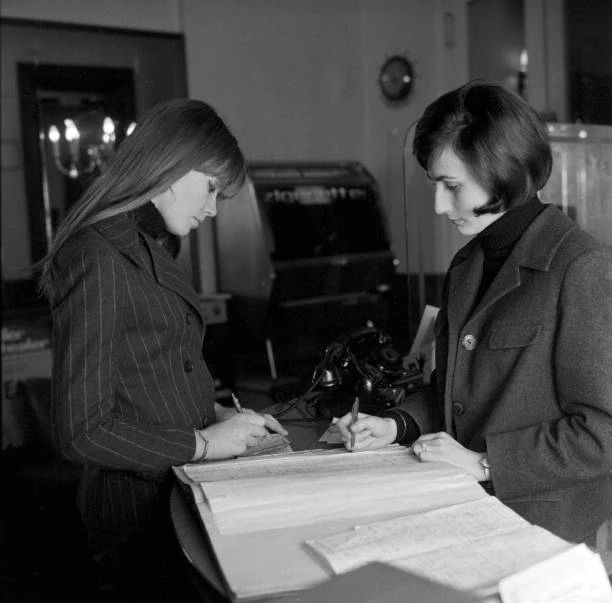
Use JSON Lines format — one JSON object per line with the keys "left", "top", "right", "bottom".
{"left": 228, "top": 392, "right": 288, "bottom": 436}
{"left": 337, "top": 402, "right": 397, "bottom": 452}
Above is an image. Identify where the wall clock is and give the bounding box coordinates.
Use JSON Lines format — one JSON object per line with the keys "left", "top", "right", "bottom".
{"left": 378, "top": 55, "right": 414, "bottom": 102}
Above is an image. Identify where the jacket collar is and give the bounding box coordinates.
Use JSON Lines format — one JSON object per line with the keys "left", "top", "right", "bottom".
{"left": 447, "top": 205, "right": 577, "bottom": 327}
{"left": 453, "top": 205, "right": 577, "bottom": 271}
{"left": 93, "top": 213, "right": 204, "bottom": 322}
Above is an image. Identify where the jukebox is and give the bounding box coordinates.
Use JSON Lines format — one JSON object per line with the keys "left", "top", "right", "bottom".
{"left": 215, "top": 162, "right": 398, "bottom": 378}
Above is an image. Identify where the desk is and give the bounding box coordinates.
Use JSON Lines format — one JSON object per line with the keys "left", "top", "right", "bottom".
{"left": 170, "top": 401, "right": 333, "bottom": 602}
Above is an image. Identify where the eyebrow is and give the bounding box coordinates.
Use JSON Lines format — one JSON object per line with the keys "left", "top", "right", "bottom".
{"left": 426, "top": 172, "right": 459, "bottom": 181}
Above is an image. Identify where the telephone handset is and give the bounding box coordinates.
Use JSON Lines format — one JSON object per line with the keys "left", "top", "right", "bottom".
{"left": 311, "top": 326, "right": 416, "bottom": 418}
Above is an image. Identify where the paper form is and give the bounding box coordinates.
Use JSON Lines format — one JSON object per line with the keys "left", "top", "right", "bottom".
{"left": 390, "top": 526, "right": 572, "bottom": 595}
{"left": 183, "top": 446, "right": 412, "bottom": 482}
{"left": 305, "top": 497, "right": 532, "bottom": 574}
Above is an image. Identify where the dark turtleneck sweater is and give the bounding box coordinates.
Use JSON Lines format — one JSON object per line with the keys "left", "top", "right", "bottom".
{"left": 474, "top": 196, "right": 546, "bottom": 308}
{"left": 131, "top": 201, "right": 181, "bottom": 258}
{"left": 387, "top": 197, "right": 547, "bottom": 446}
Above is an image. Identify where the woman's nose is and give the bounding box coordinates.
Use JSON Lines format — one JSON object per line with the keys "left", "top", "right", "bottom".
{"left": 434, "top": 187, "right": 451, "bottom": 215}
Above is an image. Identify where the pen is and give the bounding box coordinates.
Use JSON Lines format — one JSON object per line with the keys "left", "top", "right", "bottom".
{"left": 231, "top": 392, "right": 244, "bottom": 414}
{"left": 350, "top": 396, "right": 359, "bottom": 449}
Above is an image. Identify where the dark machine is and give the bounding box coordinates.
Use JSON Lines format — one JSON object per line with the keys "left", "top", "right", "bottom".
{"left": 216, "top": 161, "right": 398, "bottom": 382}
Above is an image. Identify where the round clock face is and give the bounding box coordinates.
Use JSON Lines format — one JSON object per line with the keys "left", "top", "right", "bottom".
{"left": 378, "top": 55, "right": 414, "bottom": 101}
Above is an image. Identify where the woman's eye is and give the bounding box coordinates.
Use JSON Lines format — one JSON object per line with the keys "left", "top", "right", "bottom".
{"left": 445, "top": 182, "right": 459, "bottom": 191}
{"left": 208, "top": 181, "right": 217, "bottom": 194}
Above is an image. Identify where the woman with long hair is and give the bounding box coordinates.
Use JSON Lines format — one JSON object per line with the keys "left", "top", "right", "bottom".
{"left": 39, "top": 98, "right": 287, "bottom": 600}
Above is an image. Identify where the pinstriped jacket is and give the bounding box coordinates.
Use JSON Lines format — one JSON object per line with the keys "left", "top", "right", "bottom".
{"left": 49, "top": 210, "right": 215, "bottom": 532}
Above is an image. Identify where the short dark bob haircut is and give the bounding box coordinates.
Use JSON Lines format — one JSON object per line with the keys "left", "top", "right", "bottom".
{"left": 413, "top": 80, "right": 552, "bottom": 214}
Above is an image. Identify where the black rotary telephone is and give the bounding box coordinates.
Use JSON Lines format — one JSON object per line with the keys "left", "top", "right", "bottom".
{"left": 311, "top": 326, "right": 418, "bottom": 418}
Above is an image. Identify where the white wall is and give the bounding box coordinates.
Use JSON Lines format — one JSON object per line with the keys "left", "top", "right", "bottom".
{"left": 1, "top": 0, "right": 470, "bottom": 295}
{"left": 0, "top": 0, "right": 182, "bottom": 32}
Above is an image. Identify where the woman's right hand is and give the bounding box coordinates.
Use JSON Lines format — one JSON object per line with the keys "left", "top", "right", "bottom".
{"left": 198, "top": 412, "right": 269, "bottom": 460}
{"left": 336, "top": 412, "right": 397, "bottom": 451}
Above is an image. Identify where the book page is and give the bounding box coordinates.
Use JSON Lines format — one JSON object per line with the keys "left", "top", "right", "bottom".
{"left": 305, "top": 497, "right": 531, "bottom": 574}
{"left": 183, "top": 446, "right": 408, "bottom": 482}
{"left": 391, "top": 526, "right": 572, "bottom": 595}
{"left": 182, "top": 447, "right": 486, "bottom": 535}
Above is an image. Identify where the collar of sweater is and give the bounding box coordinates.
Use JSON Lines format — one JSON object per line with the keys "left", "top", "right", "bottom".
{"left": 478, "top": 197, "right": 545, "bottom": 255}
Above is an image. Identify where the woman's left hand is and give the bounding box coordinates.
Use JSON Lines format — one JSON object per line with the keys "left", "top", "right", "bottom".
{"left": 411, "top": 432, "right": 485, "bottom": 480}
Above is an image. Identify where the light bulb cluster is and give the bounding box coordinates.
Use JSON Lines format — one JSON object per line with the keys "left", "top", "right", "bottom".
{"left": 46, "top": 115, "right": 136, "bottom": 179}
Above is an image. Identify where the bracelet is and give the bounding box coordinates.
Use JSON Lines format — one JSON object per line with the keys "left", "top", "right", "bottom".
{"left": 194, "top": 430, "right": 209, "bottom": 462}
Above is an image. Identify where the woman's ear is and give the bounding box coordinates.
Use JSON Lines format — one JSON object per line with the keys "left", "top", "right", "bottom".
{"left": 151, "top": 186, "right": 175, "bottom": 210}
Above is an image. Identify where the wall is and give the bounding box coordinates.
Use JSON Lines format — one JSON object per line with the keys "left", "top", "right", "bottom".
{"left": 0, "top": 0, "right": 182, "bottom": 32}
{"left": 1, "top": 0, "right": 470, "bottom": 302}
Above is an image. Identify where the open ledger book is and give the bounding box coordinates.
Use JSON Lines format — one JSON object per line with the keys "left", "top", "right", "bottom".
{"left": 173, "top": 446, "right": 608, "bottom": 601}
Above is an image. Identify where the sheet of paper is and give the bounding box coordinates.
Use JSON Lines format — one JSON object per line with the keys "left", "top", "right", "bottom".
{"left": 305, "top": 497, "right": 531, "bottom": 574}
{"left": 408, "top": 304, "right": 439, "bottom": 356}
{"left": 239, "top": 433, "right": 292, "bottom": 456}
{"left": 391, "top": 526, "right": 572, "bottom": 595}
{"left": 318, "top": 418, "right": 343, "bottom": 444}
{"left": 498, "top": 544, "right": 612, "bottom": 603}
{"left": 184, "top": 445, "right": 407, "bottom": 482}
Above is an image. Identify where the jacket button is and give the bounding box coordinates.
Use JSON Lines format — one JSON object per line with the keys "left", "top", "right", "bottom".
{"left": 186, "top": 313, "right": 193, "bottom": 324}
{"left": 184, "top": 360, "right": 194, "bottom": 372}
{"left": 461, "top": 334, "right": 477, "bottom": 350}
{"left": 452, "top": 401, "right": 465, "bottom": 415}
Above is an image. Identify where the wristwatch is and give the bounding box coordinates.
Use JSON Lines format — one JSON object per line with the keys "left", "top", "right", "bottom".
{"left": 479, "top": 455, "right": 490, "bottom": 481}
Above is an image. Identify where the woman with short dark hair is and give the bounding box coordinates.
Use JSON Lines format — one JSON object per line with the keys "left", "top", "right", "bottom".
{"left": 39, "top": 98, "right": 287, "bottom": 600}
{"left": 337, "top": 80, "right": 612, "bottom": 546}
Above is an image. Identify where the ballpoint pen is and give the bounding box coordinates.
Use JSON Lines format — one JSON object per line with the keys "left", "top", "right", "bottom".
{"left": 231, "top": 392, "right": 244, "bottom": 414}
{"left": 350, "top": 396, "right": 359, "bottom": 449}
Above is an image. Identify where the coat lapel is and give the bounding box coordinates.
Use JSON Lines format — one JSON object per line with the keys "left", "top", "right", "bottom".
{"left": 471, "top": 205, "right": 578, "bottom": 320}
{"left": 447, "top": 240, "right": 483, "bottom": 330}
{"left": 141, "top": 235, "right": 204, "bottom": 321}
{"left": 441, "top": 205, "right": 577, "bottom": 431}
{"left": 94, "top": 214, "right": 204, "bottom": 323}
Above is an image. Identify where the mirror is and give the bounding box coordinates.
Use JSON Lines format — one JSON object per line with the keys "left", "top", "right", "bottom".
{"left": 18, "top": 62, "right": 136, "bottom": 262}
{"left": 1, "top": 18, "right": 188, "bottom": 309}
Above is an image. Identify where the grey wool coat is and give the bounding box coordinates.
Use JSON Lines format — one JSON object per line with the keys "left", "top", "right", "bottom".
{"left": 403, "top": 204, "right": 612, "bottom": 542}
{"left": 49, "top": 212, "right": 216, "bottom": 533}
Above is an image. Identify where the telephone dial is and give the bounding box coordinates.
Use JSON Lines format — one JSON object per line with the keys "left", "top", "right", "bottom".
{"left": 310, "top": 326, "right": 418, "bottom": 418}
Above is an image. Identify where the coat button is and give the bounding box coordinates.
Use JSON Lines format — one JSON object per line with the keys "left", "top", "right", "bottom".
{"left": 452, "top": 401, "right": 465, "bottom": 416}
{"left": 186, "top": 313, "right": 193, "bottom": 324}
{"left": 461, "top": 334, "right": 478, "bottom": 350}
{"left": 184, "top": 359, "right": 194, "bottom": 372}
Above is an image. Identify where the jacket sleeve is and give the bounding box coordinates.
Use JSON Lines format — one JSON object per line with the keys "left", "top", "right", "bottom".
{"left": 50, "top": 244, "right": 196, "bottom": 473}
{"left": 488, "top": 248, "right": 612, "bottom": 499}
{"left": 383, "top": 380, "right": 440, "bottom": 444}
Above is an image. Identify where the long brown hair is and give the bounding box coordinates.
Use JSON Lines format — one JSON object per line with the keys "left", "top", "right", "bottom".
{"left": 38, "top": 98, "right": 245, "bottom": 297}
